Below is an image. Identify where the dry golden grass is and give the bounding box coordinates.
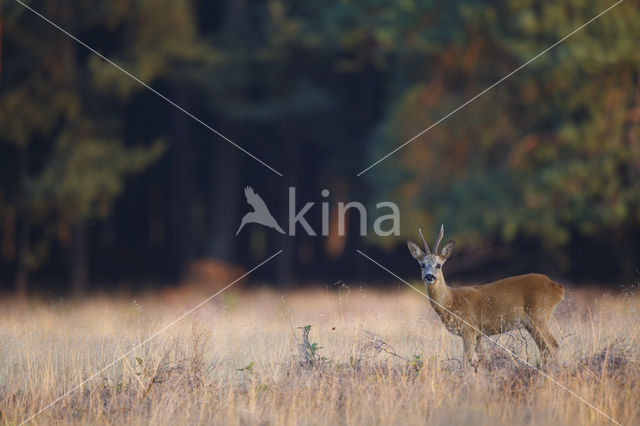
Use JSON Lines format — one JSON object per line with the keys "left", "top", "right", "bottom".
{"left": 1, "top": 284, "right": 639, "bottom": 425}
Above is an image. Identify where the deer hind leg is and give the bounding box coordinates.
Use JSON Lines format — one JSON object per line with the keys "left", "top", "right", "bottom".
{"left": 525, "top": 321, "right": 558, "bottom": 364}
{"left": 475, "top": 335, "right": 484, "bottom": 362}
{"left": 462, "top": 333, "right": 478, "bottom": 366}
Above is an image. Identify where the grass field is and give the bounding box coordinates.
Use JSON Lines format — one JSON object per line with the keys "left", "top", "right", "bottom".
{"left": 1, "top": 283, "right": 639, "bottom": 425}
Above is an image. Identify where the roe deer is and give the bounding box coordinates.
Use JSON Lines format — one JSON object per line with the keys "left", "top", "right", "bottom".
{"left": 407, "top": 225, "right": 564, "bottom": 364}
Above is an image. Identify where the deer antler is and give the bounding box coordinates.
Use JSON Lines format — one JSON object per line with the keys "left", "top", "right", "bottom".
{"left": 433, "top": 224, "right": 444, "bottom": 254}
{"left": 418, "top": 228, "right": 430, "bottom": 254}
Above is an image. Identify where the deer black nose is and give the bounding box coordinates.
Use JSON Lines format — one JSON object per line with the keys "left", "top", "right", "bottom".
{"left": 424, "top": 274, "right": 436, "bottom": 282}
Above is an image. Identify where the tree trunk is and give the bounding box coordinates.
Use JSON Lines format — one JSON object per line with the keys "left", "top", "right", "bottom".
{"left": 15, "top": 214, "right": 29, "bottom": 299}
{"left": 47, "top": 0, "right": 84, "bottom": 294}
{"left": 167, "top": 83, "right": 194, "bottom": 279}
{"left": 276, "top": 127, "right": 297, "bottom": 288}
{"left": 0, "top": 0, "right": 4, "bottom": 79}
{"left": 207, "top": 0, "right": 246, "bottom": 263}
{"left": 71, "top": 221, "right": 88, "bottom": 297}
{"left": 15, "top": 146, "right": 29, "bottom": 298}
{"left": 209, "top": 144, "right": 238, "bottom": 261}
{"left": 276, "top": 185, "right": 294, "bottom": 287}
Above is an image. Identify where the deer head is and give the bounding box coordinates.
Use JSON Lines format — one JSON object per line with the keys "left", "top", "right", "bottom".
{"left": 407, "top": 225, "right": 455, "bottom": 284}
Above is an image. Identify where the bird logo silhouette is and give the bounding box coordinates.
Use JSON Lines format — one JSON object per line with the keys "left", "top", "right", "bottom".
{"left": 236, "top": 186, "right": 285, "bottom": 235}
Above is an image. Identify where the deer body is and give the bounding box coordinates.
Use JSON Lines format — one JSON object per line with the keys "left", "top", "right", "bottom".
{"left": 408, "top": 226, "right": 563, "bottom": 364}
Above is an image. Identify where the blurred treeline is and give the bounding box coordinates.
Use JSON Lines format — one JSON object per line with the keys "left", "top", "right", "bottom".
{"left": 0, "top": 0, "right": 638, "bottom": 296}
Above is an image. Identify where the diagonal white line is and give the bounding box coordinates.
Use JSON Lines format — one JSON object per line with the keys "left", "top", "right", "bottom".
{"left": 18, "top": 250, "right": 284, "bottom": 425}
{"left": 357, "top": 0, "right": 626, "bottom": 176}
{"left": 12, "top": 0, "right": 284, "bottom": 177}
{"left": 356, "top": 249, "right": 622, "bottom": 426}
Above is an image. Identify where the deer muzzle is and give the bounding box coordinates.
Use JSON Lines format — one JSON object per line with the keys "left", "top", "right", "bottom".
{"left": 423, "top": 273, "right": 436, "bottom": 283}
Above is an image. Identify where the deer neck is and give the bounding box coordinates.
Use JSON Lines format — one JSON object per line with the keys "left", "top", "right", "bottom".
{"left": 424, "top": 276, "right": 453, "bottom": 315}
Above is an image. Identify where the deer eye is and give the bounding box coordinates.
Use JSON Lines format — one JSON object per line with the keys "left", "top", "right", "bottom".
{"left": 436, "top": 264, "right": 441, "bottom": 269}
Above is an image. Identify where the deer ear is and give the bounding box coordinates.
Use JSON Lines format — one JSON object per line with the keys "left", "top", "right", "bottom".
{"left": 440, "top": 240, "right": 455, "bottom": 260}
{"left": 407, "top": 240, "right": 424, "bottom": 261}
